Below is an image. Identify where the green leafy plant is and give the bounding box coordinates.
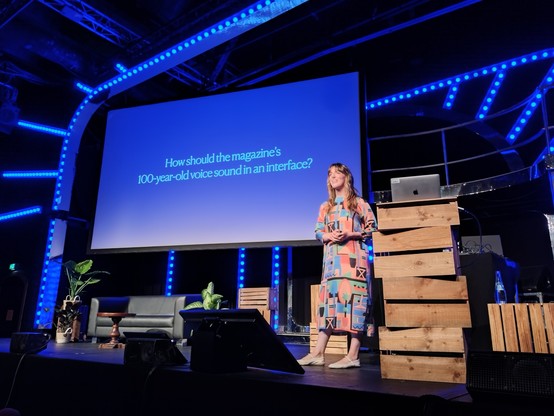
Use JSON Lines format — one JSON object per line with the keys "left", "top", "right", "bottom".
{"left": 183, "top": 281, "right": 223, "bottom": 310}
{"left": 54, "top": 305, "right": 81, "bottom": 332}
{"left": 63, "top": 259, "right": 111, "bottom": 299}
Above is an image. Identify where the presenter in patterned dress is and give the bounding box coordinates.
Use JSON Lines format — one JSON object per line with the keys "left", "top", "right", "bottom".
{"left": 297, "top": 162, "right": 377, "bottom": 369}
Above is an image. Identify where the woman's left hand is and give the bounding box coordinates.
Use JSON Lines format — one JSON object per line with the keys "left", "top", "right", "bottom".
{"left": 335, "top": 230, "right": 349, "bottom": 243}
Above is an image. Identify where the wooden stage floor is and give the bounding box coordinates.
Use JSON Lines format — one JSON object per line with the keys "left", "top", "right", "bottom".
{"left": 0, "top": 337, "right": 548, "bottom": 416}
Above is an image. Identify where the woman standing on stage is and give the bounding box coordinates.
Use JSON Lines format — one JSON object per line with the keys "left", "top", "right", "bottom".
{"left": 297, "top": 162, "right": 377, "bottom": 369}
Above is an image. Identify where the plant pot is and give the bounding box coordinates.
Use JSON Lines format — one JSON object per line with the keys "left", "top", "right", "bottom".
{"left": 56, "top": 328, "right": 72, "bottom": 344}
{"left": 71, "top": 316, "right": 81, "bottom": 342}
{"left": 62, "top": 295, "right": 82, "bottom": 311}
{"left": 61, "top": 295, "right": 83, "bottom": 342}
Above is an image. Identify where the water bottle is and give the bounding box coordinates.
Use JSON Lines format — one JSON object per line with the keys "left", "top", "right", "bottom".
{"left": 494, "top": 270, "right": 507, "bottom": 304}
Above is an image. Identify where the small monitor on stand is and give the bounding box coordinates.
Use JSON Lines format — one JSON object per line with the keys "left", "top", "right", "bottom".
{"left": 179, "top": 308, "right": 304, "bottom": 374}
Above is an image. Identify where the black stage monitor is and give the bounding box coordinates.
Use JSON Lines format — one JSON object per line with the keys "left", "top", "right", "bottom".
{"left": 179, "top": 308, "right": 304, "bottom": 374}
{"left": 123, "top": 331, "right": 187, "bottom": 366}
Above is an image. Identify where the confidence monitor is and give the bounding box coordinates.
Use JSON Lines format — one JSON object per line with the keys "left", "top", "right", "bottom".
{"left": 179, "top": 308, "right": 304, "bottom": 374}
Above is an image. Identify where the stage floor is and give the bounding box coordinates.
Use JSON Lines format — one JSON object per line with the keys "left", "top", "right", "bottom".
{"left": 0, "top": 337, "right": 545, "bottom": 416}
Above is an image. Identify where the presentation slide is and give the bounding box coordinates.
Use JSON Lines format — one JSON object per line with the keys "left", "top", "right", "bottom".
{"left": 89, "top": 72, "right": 363, "bottom": 252}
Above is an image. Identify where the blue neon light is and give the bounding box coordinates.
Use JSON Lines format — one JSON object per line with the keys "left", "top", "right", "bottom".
{"left": 271, "top": 246, "right": 280, "bottom": 329}
{"left": 0, "top": 206, "right": 42, "bottom": 222}
{"left": 475, "top": 70, "right": 506, "bottom": 119}
{"left": 237, "top": 248, "right": 246, "bottom": 289}
{"left": 75, "top": 81, "right": 93, "bottom": 94}
{"left": 17, "top": 120, "right": 68, "bottom": 136}
{"left": 3, "top": 171, "right": 58, "bottom": 178}
{"left": 165, "top": 250, "right": 175, "bottom": 296}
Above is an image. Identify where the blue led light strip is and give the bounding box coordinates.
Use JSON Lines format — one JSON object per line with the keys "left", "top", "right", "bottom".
{"left": 237, "top": 248, "right": 246, "bottom": 289}
{"left": 17, "top": 120, "right": 68, "bottom": 136}
{"left": 3, "top": 170, "right": 58, "bottom": 178}
{"left": 442, "top": 81, "right": 461, "bottom": 110}
{"left": 35, "top": 255, "right": 61, "bottom": 329}
{"left": 475, "top": 69, "right": 506, "bottom": 119}
{"left": 367, "top": 49, "right": 554, "bottom": 112}
{"left": 75, "top": 81, "right": 93, "bottom": 94}
{"left": 165, "top": 250, "right": 175, "bottom": 296}
{"left": 271, "top": 247, "right": 280, "bottom": 330}
{"left": 236, "top": 247, "right": 246, "bottom": 313}
{"left": 0, "top": 206, "right": 42, "bottom": 222}
{"left": 115, "top": 63, "right": 128, "bottom": 73}
{"left": 506, "top": 62, "right": 554, "bottom": 144}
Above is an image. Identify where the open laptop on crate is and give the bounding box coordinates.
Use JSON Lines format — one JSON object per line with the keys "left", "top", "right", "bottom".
{"left": 390, "top": 173, "right": 441, "bottom": 202}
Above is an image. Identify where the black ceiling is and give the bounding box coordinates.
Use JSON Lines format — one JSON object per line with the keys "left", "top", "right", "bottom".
{"left": 2, "top": 0, "right": 554, "bottom": 209}
{"left": 2, "top": 0, "right": 552, "bottom": 126}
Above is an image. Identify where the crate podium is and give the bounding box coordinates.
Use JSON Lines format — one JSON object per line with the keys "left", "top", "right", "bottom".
{"left": 373, "top": 197, "right": 471, "bottom": 383}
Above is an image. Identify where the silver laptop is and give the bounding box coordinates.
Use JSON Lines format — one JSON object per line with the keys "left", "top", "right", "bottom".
{"left": 390, "top": 174, "right": 441, "bottom": 202}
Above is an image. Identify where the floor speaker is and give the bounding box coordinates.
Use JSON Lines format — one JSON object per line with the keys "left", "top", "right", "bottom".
{"left": 123, "top": 338, "right": 187, "bottom": 366}
{"left": 466, "top": 351, "right": 554, "bottom": 404}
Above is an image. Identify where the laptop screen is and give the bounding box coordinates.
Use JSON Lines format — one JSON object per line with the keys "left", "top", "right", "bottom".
{"left": 390, "top": 174, "right": 441, "bottom": 202}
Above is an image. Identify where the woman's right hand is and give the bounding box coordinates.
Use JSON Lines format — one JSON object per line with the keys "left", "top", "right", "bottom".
{"left": 327, "top": 229, "right": 344, "bottom": 243}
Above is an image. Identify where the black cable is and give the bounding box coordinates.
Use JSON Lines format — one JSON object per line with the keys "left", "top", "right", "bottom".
{"left": 3, "top": 353, "right": 26, "bottom": 409}
{"left": 458, "top": 206, "right": 483, "bottom": 253}
{"left": 139, "top": 365, "right": 159, "bottom": 416}
{"left": 457, "top": 206, "right": 485, "bottom": 273}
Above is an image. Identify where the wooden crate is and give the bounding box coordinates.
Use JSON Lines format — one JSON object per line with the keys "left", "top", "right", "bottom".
{"left": 237, "top": 287, "right": 277, "bottom": 324}
{"left": 372, "top": 225, "right": 456, "bottom": 253}
{"left": 488, "top": 302, "right": 554, "bottom": 353}
{"left": 379, "top": 326, "right": 467, "bottom": 383}
{"left": 309, "top": 284, "right": 348, "bottom": 355}
{"left": 310, "top": 324, "right": 348, "bottom": 355}
{"left": 376, "top": 198, "right": 460, "bottom": 230}
{"left": 382, "top": 275, "right": 471, "bottom": 328}
{"left": 310, "top": 284, "right": 319, "bottom": 324}
{"left": 380, "top": 353, "right": 466, "bottom": 383}
{"left": 374, "top": 251, "right": 457, "bottom": 278}
{"left": 379, "top": 326, "right": 465, "bottom": 352}
{"left": 373, "top": 226, "right": 459, "bottom": 278}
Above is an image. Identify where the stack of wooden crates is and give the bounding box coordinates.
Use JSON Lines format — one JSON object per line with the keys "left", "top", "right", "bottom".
{"left": 372, "top": 197, "right": 471, "bottom": 383}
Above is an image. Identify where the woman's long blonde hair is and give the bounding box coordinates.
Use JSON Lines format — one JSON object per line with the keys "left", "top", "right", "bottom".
{"left": 324, "top": 162, "right": 361, "bottom": 214}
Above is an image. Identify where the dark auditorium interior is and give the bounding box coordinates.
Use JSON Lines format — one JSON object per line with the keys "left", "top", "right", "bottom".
{"left": 1, "top": 1, "right": 554, "bottom": 415}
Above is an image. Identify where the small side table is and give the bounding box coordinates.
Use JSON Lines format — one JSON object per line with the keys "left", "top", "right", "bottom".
{"left": 97, "top": 312, "right": 136, "bottom": 349}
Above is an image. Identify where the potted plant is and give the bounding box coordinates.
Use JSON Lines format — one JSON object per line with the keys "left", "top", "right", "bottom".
{"left": 181, "top": 282, "right": 225, "bottom": 345}
{"left": 56, "top": 259, "right": 110, "bottom": 342}
{"left": 182, "top": 281, "right": 224, "bottom": 310}
{"left": 63, "top": 259, "right": 111, "bottom": 300}
{"left": 54, "top": 304, "right": 82, "bottom": 343}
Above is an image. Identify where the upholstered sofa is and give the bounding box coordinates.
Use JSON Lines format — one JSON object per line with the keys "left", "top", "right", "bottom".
{"left": 86, "top": 294, "right": 202, "bottom": 342}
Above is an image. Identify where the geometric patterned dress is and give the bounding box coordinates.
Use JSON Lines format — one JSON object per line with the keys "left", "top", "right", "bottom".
{"left": 314, "top": 196, "right": 377, "bottom": 335}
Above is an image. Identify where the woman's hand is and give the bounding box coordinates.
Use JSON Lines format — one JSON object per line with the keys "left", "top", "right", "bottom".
{"left": 328, "top": 229, "right": 347, "bottom": 243}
